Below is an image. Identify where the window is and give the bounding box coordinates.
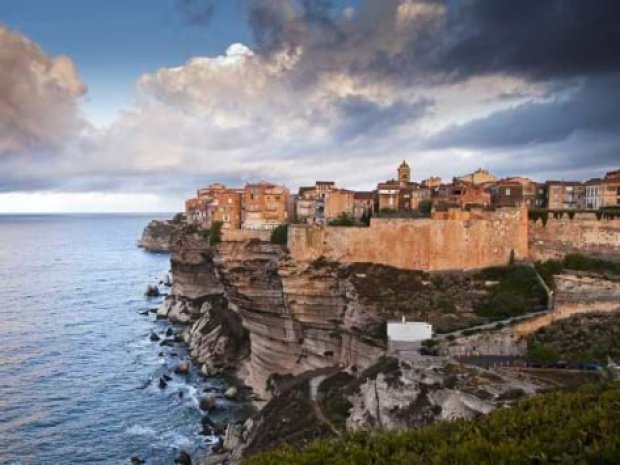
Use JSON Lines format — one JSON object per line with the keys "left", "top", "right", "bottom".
{"left": 505, "top": 188, "right": 511, "bottom": 196}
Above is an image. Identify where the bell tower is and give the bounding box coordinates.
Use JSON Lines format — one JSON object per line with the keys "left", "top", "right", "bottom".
{"left": 398, "top": 160, "right": 411, "bottom": 183}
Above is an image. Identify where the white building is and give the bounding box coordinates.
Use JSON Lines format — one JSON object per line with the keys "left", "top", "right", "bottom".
{"left": 387, "top": 317, "right": 433, "bottom": 352}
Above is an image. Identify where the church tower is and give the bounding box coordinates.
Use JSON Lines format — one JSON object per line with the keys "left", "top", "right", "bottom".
{"left": 398, "top": 160, "right": 411, "bottom": 183}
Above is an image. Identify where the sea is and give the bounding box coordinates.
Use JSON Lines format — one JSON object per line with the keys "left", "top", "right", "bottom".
{"left": 0, "top": 214, "right": 247, "bottom": 465}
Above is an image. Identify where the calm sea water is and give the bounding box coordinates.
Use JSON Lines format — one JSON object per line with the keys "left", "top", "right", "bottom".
{"left": 0, "top": 215, "right": 245, "bottom": 465}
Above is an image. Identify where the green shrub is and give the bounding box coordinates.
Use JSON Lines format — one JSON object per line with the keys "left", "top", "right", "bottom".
{"left": 474, "top": 266, "right": 547, "bottom": 319}
{"left": 209, "top": 220, "right": 223, "bottom": 245}
{"left": 244, "top": 383, "right": 620, "bottom": 465}
{"left": 327, "top": 212, "right": 356, "bottom": 226}
{"left": 270, "top": 224, "right": 288, "bottom": 245}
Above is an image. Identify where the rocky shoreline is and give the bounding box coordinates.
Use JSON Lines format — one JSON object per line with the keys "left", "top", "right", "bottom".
{"left": 138, "top": 222, "right": 565, "bottom": 465}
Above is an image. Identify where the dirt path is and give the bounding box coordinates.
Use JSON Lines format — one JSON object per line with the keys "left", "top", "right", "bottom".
{"left": 309, "top": 375, "right": 342, "bottom": 437}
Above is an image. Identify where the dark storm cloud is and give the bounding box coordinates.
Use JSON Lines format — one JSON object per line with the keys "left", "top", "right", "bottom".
{"left": 441, "top": 0, "right": 620, "bottom": 80}
{"left": 428, "top": 75, "right": 620, "bottom": 149}
{"left": 245, "top": 0, "right": 620, "bottom": 84}
{"left": 175, "top": 0, "right": 216, "bottom": 26}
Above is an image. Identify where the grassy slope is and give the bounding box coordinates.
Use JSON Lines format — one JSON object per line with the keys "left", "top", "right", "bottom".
{"left": 346, "top": 263, "right": 547, "bottom": 333}
{"left": 245, "top": 383, "right": 620, "bottom": 465}
{"left": 527, "top": 312, "right": 620, "bottom": 363}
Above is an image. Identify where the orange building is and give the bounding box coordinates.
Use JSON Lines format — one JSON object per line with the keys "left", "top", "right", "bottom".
{"left": 186, "top": 183, "right": 243, "bottom": 229}
{"left": 324, "top": 189, "right": 355, "bottom": 221}
{"left": 243, "top": 182, "right": 289, "bottom": 230}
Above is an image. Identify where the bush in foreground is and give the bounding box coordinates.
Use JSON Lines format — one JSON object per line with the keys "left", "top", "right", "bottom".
{"left": 244, "top": 383, "right": 619, "bottom": 465}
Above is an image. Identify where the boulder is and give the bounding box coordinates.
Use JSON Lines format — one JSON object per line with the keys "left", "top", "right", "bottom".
{"left": 145, "top": 284, "right": 160, "bottom": 297}
{"left": 224, "top": 387, "right": 238, "bottom": 399}
{"left": 166, "top": 328, "right": 174, "bottom": 337}
{"left": 158, "top": 377, "right": 167, "bottom": 389}
{"left": 199, "top": 395, "right": 216, "bottom": 411}
{"left": 201, "top": 415, "right": 224, "bottom": 435}
{"left": 149, "top": 332, "right": 160, "bottom": 342}
{"left": 130, "top": 456, "right": 145, "bottom": 465}
{"left": 174, "top": 361, "right": 190, "bottom": 375}
{"left": 174, "top": 450, "right": 192, "bottom": 465}
{"left": 156, "top": 300, "right": 171, "bottom": 318}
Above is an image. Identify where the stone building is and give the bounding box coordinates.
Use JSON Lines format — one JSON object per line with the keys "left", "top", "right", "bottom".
{"left": 422, "top": 176, "right": 442, "bottom": 188}
{"left": 457, "top": 168, "right": 497, "bottom": 185}
{"left": 185, "top": 183, "right": 243, "bottom": 229}
{"left": 491, "top": 177, "right": 537, "bottom": 208}
{"left": 295, "top": 182, "right": 366, "bottom": 224}
{"left": 377, "top": 160, "right": 426, "bottom": 212}
{"left": 585, "top": 178, "right": 603, "bottom": 210}
{"left": 325, "top": 189, "right": 355, "bottom": 221}
{"left": 601, "top": 170, "right": 620, "bottom": 208}
{"left": 243, "top": 182, "right": 289, "bottom": 230}
{"left": 353, "top": 191, "right": 375, "bottom": 220}
{"left": 432, "top": 181, "right": 491, "bottom": 209}
{"left": 545, "top": 181, "right": 585, "bottom": 210}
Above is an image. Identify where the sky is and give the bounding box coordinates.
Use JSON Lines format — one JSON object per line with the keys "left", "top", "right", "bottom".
{"left": 0, "top": 0, "right": 619, "bottom": 213}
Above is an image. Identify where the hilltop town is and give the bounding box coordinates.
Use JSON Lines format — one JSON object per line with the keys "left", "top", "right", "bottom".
{"left": 182, "top": 161, "right": 620, "bottom": 232}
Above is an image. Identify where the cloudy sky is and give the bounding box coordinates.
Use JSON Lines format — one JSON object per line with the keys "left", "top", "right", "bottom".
{"left": 0, "top": 0, "right": 619, "bottom": 212}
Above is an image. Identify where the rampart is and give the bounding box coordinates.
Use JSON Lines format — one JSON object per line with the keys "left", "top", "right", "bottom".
{"left": 529, "top": 212, "right": 620, "bottom": 261}
{"left": 222, "top": 229, "right": 272, "bottom": 242}
{"left": 288, "top": 207, "right": 528, "bottom": 271}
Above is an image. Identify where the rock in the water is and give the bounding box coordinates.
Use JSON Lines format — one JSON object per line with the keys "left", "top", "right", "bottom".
{"left": 166, "top": 327, "right": 174, "bottom": 337}
{"left": 158, "top": 377, "right": 167, "bottom": 389}
{"left": 174, "top": 450, "right": 192, "bottom": 465}
{"left": 199, "top": 395, "right": 216, "bottom": 411}
{"left": 145, "top": 284, "right": 160, "bottom": 297}
{"left": 149, "top": 331, "right": 160, "bottom": 342}
{"left": 201, "top": 415, "right": 224, "bottom": 435}
{"left": 174, "top": 361, "right": 190, "bottom": 375}
{"left": 160, "top": 273, "right": 172, "bottom": 287}
{"left": 224, "top": 387, "right": 238, "bottom": 399}
{"left": 138, "top": 310, "right": 149, "bottom": 316}
{"left": 130, "top": 456, "right": 145, "bottom": 465}
{"left": 162, "top": 374, "right": 172, "bottom": 382}
{"left": 156, "top": 300, "right": 171, "bottom": 318}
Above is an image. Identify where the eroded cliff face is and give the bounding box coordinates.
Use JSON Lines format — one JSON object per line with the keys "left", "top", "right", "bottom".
{"left": 159, "top": 234, "right": 384, "bottom": 396}
{"left": 138, "top": 219, "right": 183, "bottom": 252}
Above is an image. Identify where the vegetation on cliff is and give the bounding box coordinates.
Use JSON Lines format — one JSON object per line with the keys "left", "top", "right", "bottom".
{"left": 527, "top": 312, "right": 620, "bottom": 363}
{"left": 345, "top": 263, "right": 547, "bottom": 333}
{"left": 270, "top": 224, "right": 288, "bottom": 245}
{"left": 244, "top": 383, "right": 620, "bottom": 465}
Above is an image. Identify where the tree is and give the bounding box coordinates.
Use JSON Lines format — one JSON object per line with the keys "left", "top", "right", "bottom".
{"left": 209, "top": 221, "right": 223, "bottom": 245}
{"left": 271, "top": 224, "right": 288, "bottom": 245}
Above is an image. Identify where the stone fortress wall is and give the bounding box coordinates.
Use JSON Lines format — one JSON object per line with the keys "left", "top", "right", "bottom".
{"left": 288, "top": 207, "right": 529, "bottom": 272}
{"left": 529, "top": 212, "right": 620, "bottom": 261}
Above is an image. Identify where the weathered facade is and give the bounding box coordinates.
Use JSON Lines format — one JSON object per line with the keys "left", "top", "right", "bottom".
{"left": 243, "top": 182, "right": 289, "bottom": 230}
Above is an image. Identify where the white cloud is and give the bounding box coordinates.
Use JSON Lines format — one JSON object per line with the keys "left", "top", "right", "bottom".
{"left": 0, "top": 25, "right": 85, "bottom": 155}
